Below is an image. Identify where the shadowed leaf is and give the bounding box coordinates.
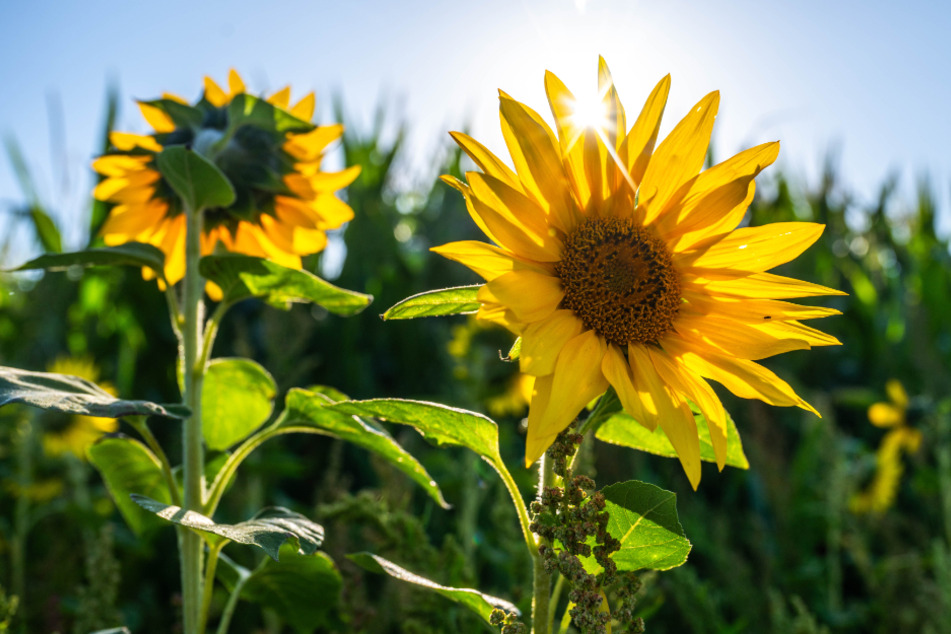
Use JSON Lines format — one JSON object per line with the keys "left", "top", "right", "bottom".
{"left": 155, "top": 145, "right": 236, "bottom": 211}
{"left": 11, "top": 243, "right": 167, "bottom": 283}
{"left": 88, "top": 437, "right": 172, "bottom": 536}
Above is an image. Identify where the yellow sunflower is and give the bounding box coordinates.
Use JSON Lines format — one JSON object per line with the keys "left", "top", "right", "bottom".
{"left": 434, "top": 58, "right": 842, "bottom": 487}
{"left": 92, "top": 70, "right": 359, "bottom": 292}
{"left": 42, "top": 357, "right": 118, "bottom": 459}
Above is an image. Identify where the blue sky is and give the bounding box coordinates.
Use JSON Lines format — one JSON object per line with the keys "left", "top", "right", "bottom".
{"left": 1, "top": 0, "right": 948, "bottom": 252}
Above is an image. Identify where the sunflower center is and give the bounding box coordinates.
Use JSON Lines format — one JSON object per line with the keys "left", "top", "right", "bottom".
{"left": 555, "top": 217, "right": 681, "bottom": 347}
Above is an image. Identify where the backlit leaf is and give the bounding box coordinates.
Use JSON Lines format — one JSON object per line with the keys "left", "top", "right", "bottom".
{"left": 202, "top": 358, "right": 276, "bottom": 451}
{"left": 155, "top": 145, "right": 236, "bottom": 211}
{"left": 383, "top": 285, "right": 480, "bottom": 320}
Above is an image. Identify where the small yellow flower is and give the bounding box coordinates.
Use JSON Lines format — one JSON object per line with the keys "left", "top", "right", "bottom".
{"left": 434, "top": 58, "right": 842, "bottom": 487}
{"left": 42, "top": 357, "right": 118, "bottom": 459}
{"left": 93, "top": 70, "right": 359, "bottom": 294}
{"left": 851, "top": 380, "right": 921, "bottom": 514}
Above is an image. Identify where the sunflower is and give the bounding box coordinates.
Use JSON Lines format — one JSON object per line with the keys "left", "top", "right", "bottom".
{"left": 434, "top": 58, "right": 842, "bottom": 487}
{"left": 43, "top": 357, "right": 118, "bottom": 459}
{"left": 92, "top": 70, "right": 359, "bottom": 292}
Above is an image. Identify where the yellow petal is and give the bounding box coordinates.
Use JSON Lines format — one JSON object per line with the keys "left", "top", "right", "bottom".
{"left": 601, "top": 344, "right": 654, "bottom": 430}
{"left": 109, "top": 132, "right": 162, "bottom": 152}
{"left": 204, "top": 76, "right": 228, "bottom": 107}
{"left": 639, "top": 91, "right": 719, "bottom": 224}
{"left": 92, "top": 154, "right": 152, "bottom": 177}
{"left": 525, "top": 331, "right": 608, "bottom": 465}
{"left": 468, "top": 172, "right": 561, "bottom": 261}
{"left": 683, "top": 292, "right": 842, "bottom": 322}
{"left": 467, "top": 183, "right": 563, "bottom": 263}
{"left": 284, "top": 125, "right": 343, "bottom": 161}
{"left": 630, "top": 344, "right": 701, "bottom": 489}
{"left": 499, "top": 92, "right": 576, "bottom": 234}
{"left": 625, "top": 75, "right": 670, "bottom": 187}
{"left": 268, "top": 86, "right": 291, "bottom": 110}
{"left": 291, "top": 92, "right": 316, "bottom": 121}
{"left": 304, "top": 165, "right": 361, "bottom": 192}
{"left": 449, "top": 131, "right": 522, "bottom": 191}
{"left": 544, "top": 71, "right": 589, "bottom": 207}
{"left": 138, "top": 102, "right": 176, "bottom": 133}
{"left": 482, "top": 270, "right": 563, "bottom": 323}
{"left": 678, "top": 222, "right": 825, "bottom": 273}
{"left": 684, "top": 271, "right": 847, "bottom": 299}
{"left": 520, "top": 309, "right": 584, "bottom": 375}
{"left": 673, "top": 313, "right": 811, "bottom": 360}
{"left": 868, "top": 403, "right": 903, "bottom": 428}
{"left": 753, "top": 320, "right": 841, "bottom": 347}
{"left": 310, "top": 194, "right": 355, "bottom": 229}
{"left": 430, "top": 240, "right": 524, "bottom": 281}
{"left": 886, "top": 379, "right": 909, "bottom": 410}
{"left": 228, "top": 69, "right": 246, "bottom": 95}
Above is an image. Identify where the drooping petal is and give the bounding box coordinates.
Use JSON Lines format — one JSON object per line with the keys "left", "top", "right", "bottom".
{"left": 520, "top": 310, "right": 584, "bottom": 376}
{"left": 601, "top": 344, "right": 654, "bottom": 430}
{"left": 525, "top": 331, "right": 608, "bottom": 465}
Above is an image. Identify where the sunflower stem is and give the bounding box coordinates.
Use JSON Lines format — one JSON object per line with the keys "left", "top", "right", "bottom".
{"left": 181, "top": 201, "right": 207, "bottom": 634}
{"left": 532, "top": 452, "right": 555, "bottom": 634}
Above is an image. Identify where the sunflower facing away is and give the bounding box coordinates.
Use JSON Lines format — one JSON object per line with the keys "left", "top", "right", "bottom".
{"left": 93, "top": 70, "right": 359, "bottom": 291}
{"left": 434, "top": 58, "right": 843, "bottom": 487}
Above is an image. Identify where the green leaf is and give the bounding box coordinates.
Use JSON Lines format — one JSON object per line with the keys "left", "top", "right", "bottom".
{"left": 203, "top": 358, "right": 276, "bottom": 451}
{"left": 325, "top": 399, "right": 502, "bottom": 466}
{"left": 200, "top": 254, "right": 372, "bottom": 315}
{"left": 0, "top": 366, "right": 188, "bottom": 419}
{"left": 595, "top": 405, "right": 749, "bottom": 469}
{"left": 138, "top": 98, "right": 203, "bottom": 129}
{"left": 11, "top": 243, "right": 166, "bottom": 282}
{"left": 223, "top": 546, "right": 343, "bottom": 634}
{"left": 580, "top": 480, "right": 691, "bottom": 573}
{"left": 28, "top": 207, "right": 62, "bottom": 253}
{"left": 88, "top": 437, "right": 172, "bottom": 536}
{"left": 282, "top": 389, "right": 448, "bottom": 509}
{"left": 383, "top": 285, "right": 481, "bottom": 320}
{"left": 227, "top": 93, "right": 315, "bottom": 136}
{"left": 130, "top": 495, "right": 323, "bottom": 560}
{"left": 155, "top": 145, "right": 236, "bottom": 211}
{"left": 347, "top": 552, "right": 518, "bottom": 624}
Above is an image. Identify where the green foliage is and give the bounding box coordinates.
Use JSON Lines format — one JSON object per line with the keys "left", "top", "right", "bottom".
{"left": 348, "top": 552, "right": 518, "bottom": 624}
{"left": 12, "top": 243, "right": 167, "bottom": 283}
{"left": 227, "top": 94, "right": 314, "bottom": 136}
{"left": 281, "top": 388, "right": 449, "bottom": 508}
{"left": 155, "top": 145, "right": 236, "bottom": 211}
{"left": 383, "top": 285, "right": 481, "bottom": 320}
{"left": 0, "top": 366, "right": 187, "bottom": 419}
{"left": 202, "top": 358, "right": 276, "bottom": 451}
{"left": 87, "top": 437, "right": 172, "bottom": 536}
{"left": 200, "top": 254, "right": 372, "bottom": 314}
{"left": 131, "top": 495, "right": 323, "bottom": 561}
{"left": 596, "top": 407, "right": 749, "bottom": 469}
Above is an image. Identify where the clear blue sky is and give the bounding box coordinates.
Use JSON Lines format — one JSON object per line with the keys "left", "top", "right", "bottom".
{"left": 1, "top": 0, "right": 949, "bottom": 252}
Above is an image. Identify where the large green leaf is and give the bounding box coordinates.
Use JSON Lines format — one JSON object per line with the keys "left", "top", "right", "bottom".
{"left": 202, "top": 358, "right": 276, "bottom": 451}
{"left": 0, "top": 366, "right": 188, "bottom": 419}
{"left": 383, "top": 285, "right": 481, "bottom": 320}
{"left": 155, "top": 145, "right": 236, "bottom": 211}
{"left": 220, "top": 546, "right": 343, "bottom": 634}
{"left": 200, "top": 254, "right": 372, "bottom": 315}
{"left": 131, "top": 495, "right": 323, "bottom": 560}
{"left": 88, "top": 437, "right": 172, "bottom": 536}
{"left": 325, "top": 399, "right": 502, "bottom": 465}
{"left": 595, "top": 405, "right": 749, "bottom": 469}
{"left": 11, "top": 243, "right": 166, "bottom": 282}
{"left": 281, "top": 389, "right": 448, "bottom": 508}
{"left": 580, "top": 480, "right": 691, "bottom": 573}
{"left": 348, "top": 553, "right": 518, "bottom": 624}
{"left": 227, "top": 94, "right": 315, "bottom": 135}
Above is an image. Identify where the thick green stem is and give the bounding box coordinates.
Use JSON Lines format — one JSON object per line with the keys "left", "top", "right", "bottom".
{"left": 181, "top": 202, "right": 207, "bottom": 634}
{"left": 200, "top": 541, "right": 226, "bottom": 634}
{"left": 532, "top": 452, "right": 555, "bottom": 634}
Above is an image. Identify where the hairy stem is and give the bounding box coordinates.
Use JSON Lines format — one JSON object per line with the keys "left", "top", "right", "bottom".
{"left": 532, "top": 452, "right": 555, "bottom": 634}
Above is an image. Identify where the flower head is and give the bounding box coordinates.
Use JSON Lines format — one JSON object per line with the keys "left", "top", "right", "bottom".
{"left": 43, "top": 357, "right": 118, "bottom": 459}
{"left": 93, "top": 70, "right": 359, "bottom": 291}
{"left": 434, "top": 58, "right": 843, "bottom": 487}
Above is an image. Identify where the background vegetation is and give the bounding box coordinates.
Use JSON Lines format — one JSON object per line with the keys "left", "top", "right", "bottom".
{"left": 0, "top": 93, "right": 949, "bottom": 633}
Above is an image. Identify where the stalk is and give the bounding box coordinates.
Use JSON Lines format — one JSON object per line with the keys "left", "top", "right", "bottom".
{"left": 181, "top": 201, "right": 207, "bottom": 634}
{"left": 532, "top": 452, "right": 555, "bottom": 634}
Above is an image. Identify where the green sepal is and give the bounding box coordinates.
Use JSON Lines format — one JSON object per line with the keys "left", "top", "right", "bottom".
{"left": 227, "top": 94, "right": 315, "bottom": 136}
{"left": 155, "top": 145, "right": 236, "bottom": 211}
{"left": 130, "top": 495, "right": 323, "bottom": 561}
{"left": 137, "top": 99, "right": 203, "bottom": 130}
{"left": 200, "top": 254, "right": 372, "bottom": 315}
{"left": 383, "top": 285, "right": 481, "bottom": 320}
{"left": 0, "top": 366, "right": 188, "bottom": 419}
{"left": 347, "top": 552, "right": 519, "bottom": 624}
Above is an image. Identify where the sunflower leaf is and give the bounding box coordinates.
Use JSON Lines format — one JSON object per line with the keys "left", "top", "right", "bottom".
{"left": 383, "top": 285, "right": 481, "bottom": 320}
{"left": 202, "top": 358, "right": 276, "bottom": 451}
{"left": 594, "top": 405, "right": 749, "bottom": 469}
{"left": 580, "top": 480, "right": 691, "bottom": 573}
{"left": 280, "top": 388, "right": 448, "bottom": 509}
{"left": 200, "top": 254, "right": 372, "bottom": 315}
{"left": 228, "top": 94, "right": 315, "bottom": 136}
{"left": 218, "top": 547, "right": 344, "bottom": 634}
{"left": 10, "top": 243, "right": 167, "bottom": 282}
{"left": 131, "top": 495, "right": 323, "bottom": 561}
{"left": 155, "top": 145, "right": 236, "bottom": 211}
{"left": 347, "top": 552, "right": 519, "bottom": 624}
{"left": 88, "top": 437, "right": 172, "bottom": 536}
{"left": 0, "top": 366, "right": 188, "bottom": 419}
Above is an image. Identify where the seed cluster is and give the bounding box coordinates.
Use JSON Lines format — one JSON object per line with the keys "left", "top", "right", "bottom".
{"left": 555, "top": 217, "right": 681, "bottom": 347}
{"left": 529, "top": 428, "right": 645, "bottom": 633}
